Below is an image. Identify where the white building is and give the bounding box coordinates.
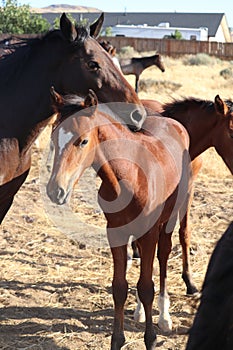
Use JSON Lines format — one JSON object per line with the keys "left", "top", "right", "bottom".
{"left": 110, "top": 23, "right": 209, "bottom": 41}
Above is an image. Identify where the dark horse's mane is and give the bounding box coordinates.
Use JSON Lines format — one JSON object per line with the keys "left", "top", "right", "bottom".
{"left": 162, "top": 97, "right": 215, "bottom": 117}
{"left": 163, "top": 96, "right": 233, "bottom": 117}
{"left": 0, "top": 25, "right": 89, "bottom": 86}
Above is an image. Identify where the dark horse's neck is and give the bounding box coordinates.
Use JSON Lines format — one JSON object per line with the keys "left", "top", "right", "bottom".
{"left": 0, "top": 33, "right": 65, "bottom": 152}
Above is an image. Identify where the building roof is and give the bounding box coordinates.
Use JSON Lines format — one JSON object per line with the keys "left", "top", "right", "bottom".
{"left": 41, "top": 12, "right": 226, "bottom": 38}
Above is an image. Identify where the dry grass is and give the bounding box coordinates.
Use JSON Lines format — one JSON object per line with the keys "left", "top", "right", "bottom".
{"left": 0, "top": 55, "right": 232, "bottom": 350}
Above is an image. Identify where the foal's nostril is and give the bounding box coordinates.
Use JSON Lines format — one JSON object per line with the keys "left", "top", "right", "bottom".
{"left": 57, "top": 187, "right": 65, "bottom": 201}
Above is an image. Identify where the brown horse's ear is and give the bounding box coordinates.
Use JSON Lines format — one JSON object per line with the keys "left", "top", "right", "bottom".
{"left": 84, "top": 89, "right": 98, "bottom": 112}
{"left": 214, "top": 94, "right": 228, "bottom": 117}
{"left": 90, "top": 13, "right": 104, "bottom": 38}
{"left": 50, "top": 86, "right": 64, "bottom": 110}
{"left": 60, "top": 13, "right": 77, "bottom": 42}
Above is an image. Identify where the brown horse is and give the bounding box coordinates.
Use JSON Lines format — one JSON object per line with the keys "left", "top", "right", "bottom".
{"left": 132, "top": 95, "right": 233, "bottom": 325}
{"left": 120, "top": 53, "right": 165, "bottom": 93}
{"left": 46, "top": 89, "right": 192, "bottom": 350}
{"left": 131, "top": 95, "right": 233, "bottom": 325}
{"left": 0, "top": 13, "right": 146, "bottom": 224}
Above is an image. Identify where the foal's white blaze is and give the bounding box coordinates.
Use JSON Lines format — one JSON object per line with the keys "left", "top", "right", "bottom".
{"left": 58, "top": 127, "right": 74, "bottom": 155}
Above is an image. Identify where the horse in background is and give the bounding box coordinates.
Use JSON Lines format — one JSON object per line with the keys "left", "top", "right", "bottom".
{"left": 0, "top": 12, "right": 146, "bottom": 224}
{"left": 120, "top": 53, "right": 165, "bottom": 93}
{"left": 186, "top": 222, "right": 233, "bottom": 350}
{"left": 47, "top": 88, "right": 192, "bottom": 349}
{"left": 99, "top": 40, "right": 165, "bottom": 93}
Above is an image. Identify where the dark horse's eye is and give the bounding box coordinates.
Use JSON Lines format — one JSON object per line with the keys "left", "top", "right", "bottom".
{"left": 87, "top": 60, "right": 100, "bottom": 71}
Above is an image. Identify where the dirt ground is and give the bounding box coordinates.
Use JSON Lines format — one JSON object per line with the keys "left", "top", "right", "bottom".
{"left": 0, "top": 55, "right": 232, "bottom": 350}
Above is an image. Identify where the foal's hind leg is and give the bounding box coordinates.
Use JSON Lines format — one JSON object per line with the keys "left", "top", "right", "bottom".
{"left": 157, "top": 223, "right": 173, "bottom": 333}
{"left": 110, "top": 244, "right": 128, "bottom": 350}
{"left": 137, "top": 228, "right": 159, "bottom": 350}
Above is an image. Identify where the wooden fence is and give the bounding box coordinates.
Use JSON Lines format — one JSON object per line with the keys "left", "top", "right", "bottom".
{"left": 1, "top": 34, "right": 233, "bottom": 60}
{"left": 100, "top": 36, "right": 233, "bottom": 60}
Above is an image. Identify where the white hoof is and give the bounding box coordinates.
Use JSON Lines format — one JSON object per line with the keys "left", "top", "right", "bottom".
{"left": 134, "top": 303, "right": 146, "bottom": 323}
{"left": 158, "top": 315, "right": 172, "bottom": 333}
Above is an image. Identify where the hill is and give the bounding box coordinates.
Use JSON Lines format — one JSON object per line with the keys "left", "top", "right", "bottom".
{"left": 31, "top": 3, "right": 101, "bottom": 13}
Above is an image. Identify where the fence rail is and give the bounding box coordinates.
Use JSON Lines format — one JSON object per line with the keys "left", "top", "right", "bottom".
{"left": 1, "top": 34, "right": 233, "bottom": 60}
{"left": 100, "top": 36, "right": 233, "bottom": 60}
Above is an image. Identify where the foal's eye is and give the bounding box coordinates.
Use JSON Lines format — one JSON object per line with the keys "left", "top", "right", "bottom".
{"left": 75, "top": 138, "right": 89, "bottom": 148}
{"left": 87, "top": 60, "right": 100, "bottom": 71}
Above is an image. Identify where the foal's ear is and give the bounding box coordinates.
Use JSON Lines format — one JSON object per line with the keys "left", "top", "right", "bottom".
{"left": 90, "top": 13, "right": 104, "bottom": 39}
{"left": 84, "top": 89, "right": 98, "bottom": 112}
{"left": 60, "top": 13, "right": 77, "bottom": 42}
{"left": 50, "top": 86, "right": 63, "bottom": 109}
{"left": 214, "top": 95, "right": 228, "bottom": 117}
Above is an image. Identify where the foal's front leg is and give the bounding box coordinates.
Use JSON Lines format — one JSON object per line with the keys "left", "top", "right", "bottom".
{"left": 110, "top": 244, "right": 128, "bottom": 350}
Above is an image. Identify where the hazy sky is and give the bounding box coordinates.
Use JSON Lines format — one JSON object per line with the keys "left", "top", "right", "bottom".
{"left": 25, "top": 0, "right": 233, "bottom": 27}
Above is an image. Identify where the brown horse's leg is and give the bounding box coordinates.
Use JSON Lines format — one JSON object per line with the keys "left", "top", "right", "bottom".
{"left": 0, "top": 170, "right": 30, "bottom": 224}
{"left": 110, "top": 244, "right": 128, "bottom": 350}
{"left": 179, "top": 156, "right": 202, "bottom": 295}
{"left": 179, "top": 205, "right": 198, "bottom": 295}
{"left": 157, "top": 223, "right": 173, "bottom": 332}
{"left": 137, "top": 228, "right": 158, "bottom": 350}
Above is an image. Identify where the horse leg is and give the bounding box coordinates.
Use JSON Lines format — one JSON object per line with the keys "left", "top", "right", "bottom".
{"left": 137, "top": 228, "right": 158, "bottom": 350}
{"left": 179, "top": 157, "right": 202, "bottom": 295}
{"left": 110, "top": 244, "right": 128, "bottom": 350}
{"left": 0, "top": 170, "right": 30, "bottom": 224}
{"left": 157, "top": 223, "right": 173, "bottom": 333}
{"left": 135, "top": 75, "right": 139, "bottom": 93}
{"left": 131, "top": 239, "right": 140, "bottom": 259}
{"left": 179, "top": 210, "right": 198, "bottom": 295}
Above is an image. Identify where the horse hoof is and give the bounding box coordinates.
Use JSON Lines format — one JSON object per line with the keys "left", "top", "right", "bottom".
{"left": 158, "top": 316, "right": 172, "bottom": 333}
{"left": 186, "top": 285, "right": 199, "bottom": 295}
{"left": 144, "top": 330, "right": 157, "bottom": 350}
{"left": 111, "top": 334, "right": 125, "bottom": 350}
{"left": 134, "top": 307, "right": 146, "bottom": 323}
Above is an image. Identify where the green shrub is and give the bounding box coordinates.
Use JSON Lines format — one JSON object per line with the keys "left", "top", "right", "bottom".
{"left": 220, "top": 67, "right": 233, "bottom": 79}
{"left": 183, "top": 53, "right": 213, "bottom": 66}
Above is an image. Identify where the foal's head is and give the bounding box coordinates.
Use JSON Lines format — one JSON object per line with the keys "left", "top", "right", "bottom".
{"left": 154, "top": 54, "right": 165, "bottom": 72}
{"left": 47, "top": 89, "right": 99, "bottom": 205}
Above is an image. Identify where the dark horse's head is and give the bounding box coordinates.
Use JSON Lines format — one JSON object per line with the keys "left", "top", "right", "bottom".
{"left": 0, "top": 13, "right": 146, "bottom": 132}
{"left": 53, "top": 13, "right": 146, "bottom": 130}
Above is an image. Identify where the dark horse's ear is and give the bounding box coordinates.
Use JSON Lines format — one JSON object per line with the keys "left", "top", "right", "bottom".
{"left": 90, "top": 13, "right": 104, "bottom": 39}
{"left": 50, "top": 86, "right": 64, "bottom": 110}
{"left": 60, "top": 13, "right": 77, "bottom": 42}
{"left": 214, "top": 94, "right": 228, "bottom": 117}
{"left": 84, "top": 89, "right": 98, "bottom": 113}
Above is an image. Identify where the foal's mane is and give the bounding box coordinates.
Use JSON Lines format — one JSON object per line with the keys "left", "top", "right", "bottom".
{"left": 162, "top": 97, "right": 214, "bottom": 117}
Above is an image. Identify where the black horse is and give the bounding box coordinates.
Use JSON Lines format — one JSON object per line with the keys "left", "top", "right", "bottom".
{"left": 186, "top": 221, "right": 233, "bottom": 350}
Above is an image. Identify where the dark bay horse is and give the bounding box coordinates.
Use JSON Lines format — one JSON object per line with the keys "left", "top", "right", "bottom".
{"left": 133, "top": 95, "right": 233, "bottom": 324}
{"left": 46, "top": 89, "right": 192, "bottom": 349}
{"left": 0, "top": 12, "right": 146, "bottom": 224}
{"left": 186, "top": 222, "right": 233, "bottom": 350}
{"left": 120, "top": 53, "right": 165, "bottom": 93}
